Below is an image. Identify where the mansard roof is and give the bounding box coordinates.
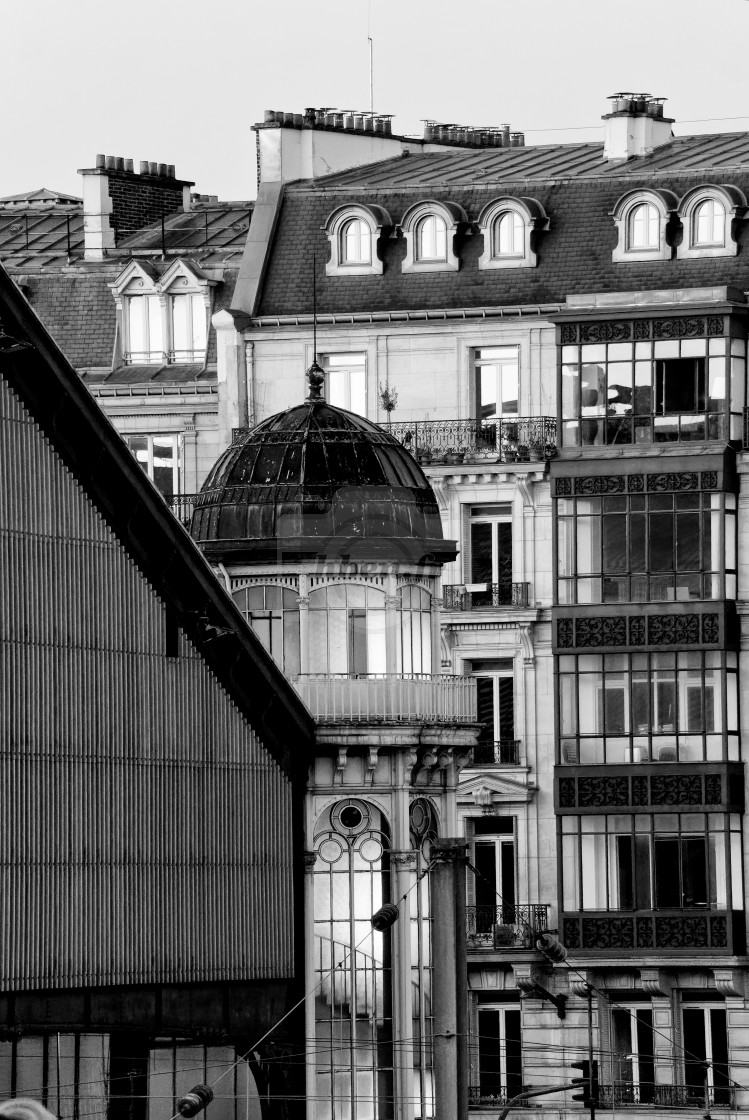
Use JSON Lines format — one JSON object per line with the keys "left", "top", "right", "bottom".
{"left": 252, "top": 132, "right": 749, "bottom": 319}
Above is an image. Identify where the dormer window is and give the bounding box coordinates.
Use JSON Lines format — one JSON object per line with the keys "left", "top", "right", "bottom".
{"left": 693, "top": 198, "right": 725, "bottom": 247}
{"left": 341, "top": 217, "right": 372, "bottom": 265}
{"left": 611, "top": 189, "right": 676, "bottom": 263}
{"left": 676, "top": 185, "right": 744, "bottom": 259}
{"left": 124, "top": 289, "right": 163, "bottom": 364}
{"left": 493, "top": 211, "right": 524, "bottom": 257}
{"left": 415, "top": 214, "right": 447, "bottom": 261}
{"left": 110, "top": 260, "right": 214, "bottom": 366}
{"left": 477, "top": 197, "right": 547, "bottom": 270}
{"left": 627, "top": 202, "right": 659, "bottom": 250}
{"left": 401, "top": 200, "right": 465, "bottom": 273}
{"left": 323, "top": 204, "right": 390, "bottom": 276}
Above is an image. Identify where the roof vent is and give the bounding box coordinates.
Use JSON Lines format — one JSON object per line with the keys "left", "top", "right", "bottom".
{"left": 603, "top": 93, "right": 674, "bottom": 160}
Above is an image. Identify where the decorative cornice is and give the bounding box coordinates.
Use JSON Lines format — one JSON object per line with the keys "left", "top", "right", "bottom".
{"left": 249, "top": 303, "right": 563, "bottom": 330}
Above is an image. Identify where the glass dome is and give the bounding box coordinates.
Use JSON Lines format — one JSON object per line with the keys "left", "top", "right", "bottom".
{"left": 190, "top": 397, "right": 456, "bottom": 565}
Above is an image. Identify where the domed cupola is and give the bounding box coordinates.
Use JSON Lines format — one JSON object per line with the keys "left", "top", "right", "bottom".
{"left": 190, "top": 367, "right": 456, "bottom": 565}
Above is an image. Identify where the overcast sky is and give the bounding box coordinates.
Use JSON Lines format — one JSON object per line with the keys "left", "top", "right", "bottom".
{"left": 4, "top": 0, "right": 749, "bottom": 202}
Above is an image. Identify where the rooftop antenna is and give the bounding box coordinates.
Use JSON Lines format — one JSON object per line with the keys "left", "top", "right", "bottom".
{"left": 368, "top": 0, "right": 373, "bottom": 114}
{"left": 307, "top": 254, "right": 325, "bottom": 401}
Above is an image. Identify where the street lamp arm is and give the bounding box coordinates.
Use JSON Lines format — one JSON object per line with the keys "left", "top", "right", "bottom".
{"left": 496, "top": 1081, "right": 579, "bottom": 1120}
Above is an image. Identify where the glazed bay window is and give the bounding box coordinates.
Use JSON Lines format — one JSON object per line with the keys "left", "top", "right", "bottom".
{"left": 124, "top": 434, "right": 181, "bottom": 499}
{"left": 558, "top": 651, "right": 738, "bottom": 764}
{"left": 560, "top": 812, "right": 743, "bottom": 913}
{"left": 232, "top": 584, "right": 301, "bottom": 676}
{"left": 561, "top": 336, "right": 746, "bottom": 446}
{"left": 309, "top": 584, "right": 386, "bottom": 674}
{"left": 557, "top": 490, "right": 735, "bottom": 604}
{"left": 321, "top": 353, "right": 366, "bottom": 416}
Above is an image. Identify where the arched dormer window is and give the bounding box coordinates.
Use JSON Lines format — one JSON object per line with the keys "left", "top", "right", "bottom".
{"left": 611, "top": 189, "right": 677, "bottom": 263}
{"left": 341, "top": 217, "right": 371, "bottom": 264}
{"left": 477, "top": 197, "right": 548, "bottom": 270}
{"left": 415, "top": 213, "right": 447, "bottom": 261}
{"left": 676, "top": 185, "right": 745, "bottom": 259}
{"left": 627, "top": 202, "right": 659, "bottom": 250}
{"left": 323, "top": 204, "right": 391, "bottom": 276}
{"left": 401, "top": 200, "right": 466, "bottom": 273}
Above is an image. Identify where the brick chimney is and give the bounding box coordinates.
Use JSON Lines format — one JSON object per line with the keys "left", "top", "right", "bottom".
{"left": 78, "top": 155, "right": 195, "bottom": 260}
{"left": 603, "top": 94, "right": 674, "bottom": 161}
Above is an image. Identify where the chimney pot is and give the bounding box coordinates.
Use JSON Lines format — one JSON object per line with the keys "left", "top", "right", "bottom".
{"left": 95, "top": 153, "right": 105, "bottom": 168}
{"left": 139, "top": 161, "right": 149, "bottom": 174}
{"left": 125, "top": 158, "right": 134, "bottom": 173}
{"left": 115, "top": 157, "right": 125, "bottom": 171}
{"left": 293, "top": 113, "right": 303, "bottom": 127}
{"left": 148, "top": 161, "right": 158, "bottom": 175}
{"left": 157, "top": 162, "right": 167, "bottom": 176}
{"left": 364, "top": 116, "right": 374, "bottom": 132}
{"left": 105, "top": 155, "right": 116, "bottom": 170}
{"left": 167, "top": 164, "right": 175, "bottom": 177}
{"left": 304, "top": 107, "right": 316, "bottom": 125}
{"left": 264, "top": 109, "right": 277, "bottom": 123}
{"left": 344, "top": 114, "right": 355, "bottom": 129}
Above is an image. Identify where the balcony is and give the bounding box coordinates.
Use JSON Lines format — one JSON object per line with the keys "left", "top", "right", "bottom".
{"left": 167, "top": 493, "right": 198, "bottom": 528}
{"left": 599, "top": 1083, "right": 735, "bottom": 1109}
{"left": 444, "top": 582, "right": 530, "bottom": 610}
{"left": 386, "top": 417, "right": 556, "bottom": 464}
{"left": 469, "top": 1087, "right": 530, "bottom": 1110}
{"left": 472, "top": 739, "right": 521, "bottom": 766}
{"left": 467, "top": 904, "right": 549, "bottom": 950}
{"left": 292, "top": 672, "right": 477, "bottom": 724}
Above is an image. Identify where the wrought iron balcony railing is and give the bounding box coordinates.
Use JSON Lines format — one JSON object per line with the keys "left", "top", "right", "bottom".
{"left": 167, "top": 492, "right": 199, "bottom": 528}
{"left": 472, "top": 739, "right": 521, "bottom": 765}
{"left": 443, "top": 582, "right": 530, "bottom": 609}
{"left": 293, "top": 672, "right": 477, "bottom": 724}
{"left": 599, "top": 1083, "right": 734, "bottom": 1108}
{"left": 467, "top": 904, "right": 549, "bottom": 949}
{"left": 468, "top": 1087, "right": 530, "bottom": 1108}
{"left": 386, "top": 416, "right": 556, "bottom": 463}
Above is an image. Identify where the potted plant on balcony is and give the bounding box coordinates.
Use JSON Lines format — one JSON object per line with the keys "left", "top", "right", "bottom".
{"left": 501, "top": 440, "right": 518, "bottom": 462}
{"left": 528, "top": 438, "right": 544, "bottom": 462}
{"left": 444, "top": 447, "right": 464, "bottom": 464}
{"left": 516, "top": 444, "right": 530, "bottom": 462}
{"left": 415, "top": 445, "right": 432, "bottom": 465}
{"left": 378, "top": 382, "right": 398, "bottom": 429}
{"left": 544, "top": 441, "right": 557, "bottom": 460}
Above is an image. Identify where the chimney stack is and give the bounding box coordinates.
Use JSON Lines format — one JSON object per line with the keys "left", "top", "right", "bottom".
{"left": 603, "top": 93, "right": 674, "bottom": 161}
{"left": 78, "top": 156, "right": 195, "bottom": 260}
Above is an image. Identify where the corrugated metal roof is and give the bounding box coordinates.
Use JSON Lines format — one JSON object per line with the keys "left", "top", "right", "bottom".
{"left": 304, "top": 131, "right": 749, "bottom": 190}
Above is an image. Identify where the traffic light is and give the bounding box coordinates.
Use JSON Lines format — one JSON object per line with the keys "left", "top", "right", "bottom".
{"left": 571, "top": 1060, "right": 599, "bottom": 1106}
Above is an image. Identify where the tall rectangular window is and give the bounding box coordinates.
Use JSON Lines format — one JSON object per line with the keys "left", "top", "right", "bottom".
{"left": 321, "top": 353, "right": 366, "bottom": 415}
{"left": 472, "top": 659, "right": 515, "bottom": 763}
{"left": 124, "top": 294, "right": 163, "bottom": 364}
{"left": 475, "top": 347, "right": 520, "bottom": 421}
{"left": 124, "top": 433, "right": 181, "bottom": 499}
{"left": 476, "top": 1007, "right": 522, "bottom": 1103}
{"left": 469, "top": 505, "right": 513, "bottom": 605}
{"left": 170, "top": 293, "right": 207, "bottom": 361}
{"left": 682, "top": 1008, "right": 731, "bottom": 1105}
{"left": 611, "top": 1008, "right": 655, "bottom": 1104}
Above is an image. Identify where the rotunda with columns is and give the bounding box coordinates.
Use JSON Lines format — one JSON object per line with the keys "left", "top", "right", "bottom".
{"left": 191, "top": 368, "right": 479, "bottom": 1120}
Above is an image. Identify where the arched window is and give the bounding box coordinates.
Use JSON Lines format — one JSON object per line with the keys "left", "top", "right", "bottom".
{"left": 313, "top": 799, "right": 393, "bottom": 1118}
{"left": 627, "top": 202, "right": 659, "bottom": 250}
{"left": 232, "top": 584, "right": 300, "bottom": 675}
{"left": 396, "top": 585, "right": 432, "bottom": 674}
{"left": 493, "top": 211, "right": 524, "bottom": 257}
{"left": 416, "top": 214, "right": 448, "bottom": 261}
{"left": 308, "top": 584, "right": 386, "bottom": 674}
{"left": 692, "top": 198, "right": 725, "bottom": 247}
{"left": 340, "top": 217, "right": 371, "bottom": 264}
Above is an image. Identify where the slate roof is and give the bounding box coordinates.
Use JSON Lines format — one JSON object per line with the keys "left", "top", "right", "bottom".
{"left": 256, "top": 132, "right": 749, "bottom": 318}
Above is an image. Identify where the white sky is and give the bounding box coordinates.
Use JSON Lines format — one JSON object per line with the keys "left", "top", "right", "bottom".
{"left": 3, "top": 0, "right": 749, "bottom": 202}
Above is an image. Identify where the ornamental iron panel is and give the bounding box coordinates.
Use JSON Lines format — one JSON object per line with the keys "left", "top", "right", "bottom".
{"left": 554, "top": 471, "right": 720, "bottom": 499}
{"left": 555, "top": 609, "right": 722, "bottom": 651}
{"left": 554, "top": 768, "right": 739, "bottom": 813}
{"left": 599, "top": 1083, "right": 735, "bottom": 1108}
{"left": 560, "top": 910, "right": 742, "bottom": 954}
{"left": 559, "top": 317, "right": 724, "bottom": 346}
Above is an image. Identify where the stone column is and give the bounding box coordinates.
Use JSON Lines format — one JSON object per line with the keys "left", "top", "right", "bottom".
{"left": 431, "top": 838, "right": 468, "bottom": 1120}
